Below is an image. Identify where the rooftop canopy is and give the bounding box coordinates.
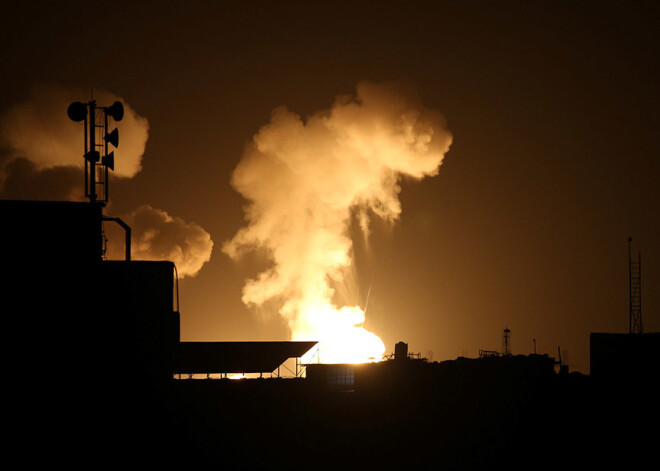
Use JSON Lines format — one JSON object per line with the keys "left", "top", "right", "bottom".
{"left": 175, "top": 341, "right": 318, "bottom": 375}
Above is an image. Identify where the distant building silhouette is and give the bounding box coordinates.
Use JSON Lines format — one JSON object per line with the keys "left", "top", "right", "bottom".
{"left": 2, "top": 199, "right": 657, "bottom": 468}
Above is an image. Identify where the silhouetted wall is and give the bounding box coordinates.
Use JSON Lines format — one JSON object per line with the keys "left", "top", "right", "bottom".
{"left": 0, "top": 200, "right": 103, "bottom": 265}
{"left": 2, "top": 200, "right": 178, "bottom": 381}
{"left": 97, "top": 260, "right": 179, "bottom": 381}
{"left": 590, "top": 332, "right": 660, "bottom": 380}
{"left": 3, "top": 200, "right": 180, "bottom": 462}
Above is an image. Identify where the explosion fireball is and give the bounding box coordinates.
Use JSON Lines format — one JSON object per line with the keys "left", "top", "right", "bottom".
{"left": 224, "top": 81, "right": 452, "bottom": 363}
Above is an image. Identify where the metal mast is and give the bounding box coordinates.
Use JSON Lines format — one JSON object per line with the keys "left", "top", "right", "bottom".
{"left": 67, "top": 98, "right": 131, "bottom": 261}
{"left": 628, "top": 237, "right": 642, "bottom": 334}
{"left": 67, "top": 99, "right": 123, "bottom": 205}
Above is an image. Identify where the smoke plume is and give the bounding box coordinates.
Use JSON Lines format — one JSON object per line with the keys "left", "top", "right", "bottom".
{"left": 107, "top": 205, "right": 213, "bottom": 278}
{"left": 224, "top": 81, "right": 452, "bottom": 363}
{"left": 0, "top": 84, "right": 148, "bottom": 180}
{"left": 0, "top": 156, "right": 82, "bottom": 201}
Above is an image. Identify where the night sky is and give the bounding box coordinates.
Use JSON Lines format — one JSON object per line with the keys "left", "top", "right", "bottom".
{"left": 2, "top": 1, "right": 658, "bottom": 372}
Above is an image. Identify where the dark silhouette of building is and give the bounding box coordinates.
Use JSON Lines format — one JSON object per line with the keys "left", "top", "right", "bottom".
{"left": 3, "top": 197, "right": 658, "bottom": 469}
{"left": 590, "top": 332, "right": 660, "bottom": 380}
{"left": 1, "top": 198, "right": 316, "bottom": 465}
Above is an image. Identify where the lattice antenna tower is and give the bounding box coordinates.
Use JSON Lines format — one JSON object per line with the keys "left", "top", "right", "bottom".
{"left": 628, "top": 237, "right": 642, "bottom": 334}
{"left": 67, "top": 98, "right": 132, "bottom": 261}
{"left": 67, "top": 99, "right": 124, "bottom": 204}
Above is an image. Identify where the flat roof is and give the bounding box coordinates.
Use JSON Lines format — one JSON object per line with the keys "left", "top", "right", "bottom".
{"left": 175, "top": 341, "right": 318, "bottom": 374}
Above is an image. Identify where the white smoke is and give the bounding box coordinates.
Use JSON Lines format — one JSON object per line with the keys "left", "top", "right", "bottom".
{"left": 107, "top": 205, "right": 213, "bottom": 278}
{"left": 0, "top": 84, "right": 148, "bottom": 179}
{"left": 224, "top": 81, "right": 452, "bottom": 362}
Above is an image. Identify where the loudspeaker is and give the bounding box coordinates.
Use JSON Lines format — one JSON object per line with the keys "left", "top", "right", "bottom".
{"left": 67, "top": 102, "right": 87, "bottom": 122}
{"left": 105, "top": 128, "right": 119, "bottom": 148}
{"left": 106, "top": 101, "right": 124, "bottom": 121}
{"left": 102, "top": 152, "right": 115, "bottom": 171}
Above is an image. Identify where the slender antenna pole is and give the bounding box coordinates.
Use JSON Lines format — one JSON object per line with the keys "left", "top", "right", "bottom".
{"left": 628, "top": 237, "right": 643, "bottom": 334}
{"left": 88, "top": 100, "right": 97, "bottom": 203}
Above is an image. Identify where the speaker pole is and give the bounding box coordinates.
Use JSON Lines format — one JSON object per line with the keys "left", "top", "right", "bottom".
{"left": 88, "top": 100, "right": 97, "bottom": 203}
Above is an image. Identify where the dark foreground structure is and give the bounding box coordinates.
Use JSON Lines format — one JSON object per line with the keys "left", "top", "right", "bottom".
{"left": 3, "top": 199, "right": 658, "bottom": 469}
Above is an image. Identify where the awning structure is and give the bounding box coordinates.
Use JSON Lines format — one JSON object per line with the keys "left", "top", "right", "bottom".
{"left": 174, "top": 341, "right": 318, "bottom": 375}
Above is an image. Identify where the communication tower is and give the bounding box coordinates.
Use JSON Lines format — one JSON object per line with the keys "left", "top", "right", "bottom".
{"left": 67, "top": 98, "right": 124, "bottom": 204}
{"left": 68, "top": 97, "right": 131, "bottom": 260}
{"left": 628, "top": 237, "right": 642, "bottom": 334}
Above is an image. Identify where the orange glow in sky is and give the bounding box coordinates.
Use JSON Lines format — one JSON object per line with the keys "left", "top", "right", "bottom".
{"left": 296, "top": 303, "right": 385, "bottom": 364}
{"left": 223, "top": 81, "right": 451, "bottom": 365}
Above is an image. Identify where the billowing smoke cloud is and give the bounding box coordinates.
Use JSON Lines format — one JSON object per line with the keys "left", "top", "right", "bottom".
{"left": 224, "top": 81, "right": 452, "bottom": 363}
{"left": 107, "top": 205, "right": 213, "bottom": 278}
{"left": 0, "top": 84, "right": 148, "bottom": 180}
{"left": 0, "top": 85, "right": 213, "bottom": 278}
{"left": 0, "top": 156, "right": 82, "bottom": 201}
